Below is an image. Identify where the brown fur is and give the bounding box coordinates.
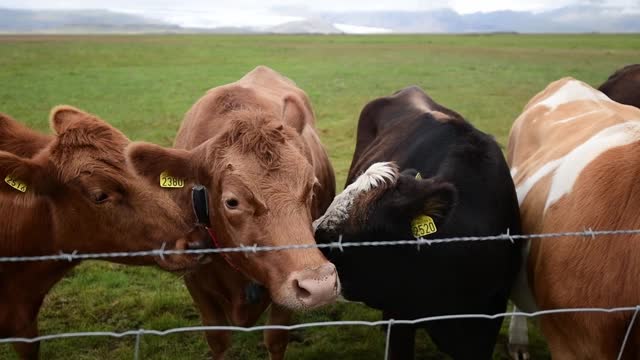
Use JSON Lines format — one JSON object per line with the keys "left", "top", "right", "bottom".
{"left": 0, "top": 107, "right": 204, "bottom": 360}
{"left": 508, "top": 78, "right": 640, "bottom": 359}
{"left": 599, "top": 64, "right": 640, "bottom": 109}
{"left": 130, "top": 66, "right": 337, "bottom": 360}
{"left": 0, "top": 113, "right": 52, "bottom": 157}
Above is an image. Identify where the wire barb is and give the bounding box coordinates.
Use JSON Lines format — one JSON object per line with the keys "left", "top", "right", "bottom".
{"left": 503, "top": 228, "right": 515, "bottom": 244}
{"left": 158, "top": 242, "right": 166, "bottom": 261}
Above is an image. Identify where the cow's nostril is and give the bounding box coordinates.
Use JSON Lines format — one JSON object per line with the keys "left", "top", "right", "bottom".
{"left": 186, "top": 238, "right": 210, "bottom": 250}
{"left": 294, "top": 279, "right": 313, "bottom": 300}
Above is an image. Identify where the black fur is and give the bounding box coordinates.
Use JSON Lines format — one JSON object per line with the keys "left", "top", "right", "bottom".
{"left": 317, "top": 86, "right": 522, "bottom": 360}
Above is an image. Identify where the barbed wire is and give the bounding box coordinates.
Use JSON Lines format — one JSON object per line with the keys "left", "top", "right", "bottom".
{"left": 1, "top": 228, "right": 640, "bottom": 263}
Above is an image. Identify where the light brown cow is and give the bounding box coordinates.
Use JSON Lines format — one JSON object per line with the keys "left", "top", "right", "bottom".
{"left": 0, "top": 107, "right": 206, "bottom": 360}
{"left": 507, "top": 77, "right": 640, "bottom": 359}
{"left": 127, "top": 66, "right": 338, "bottom": 359}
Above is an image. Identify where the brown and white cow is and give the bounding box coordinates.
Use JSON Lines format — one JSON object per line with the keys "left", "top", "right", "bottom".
{"left": 127, "top": 66, "right": 339, "bottom": 359}
{"left": 0, "top": 107, "right": 207, "bottom": 359}
{"left": 508, "top": 77, "right": 640, "bottom": 359}
{"left": 599, "top": 64, "right": 640, "bottom": 109}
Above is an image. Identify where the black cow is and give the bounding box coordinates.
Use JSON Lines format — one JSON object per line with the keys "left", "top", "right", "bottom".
{"left": 598, "top": 64, "right": 640, "bottom": 108}
{"left": 314, "top": 86, "right": 522, "bottom": 359}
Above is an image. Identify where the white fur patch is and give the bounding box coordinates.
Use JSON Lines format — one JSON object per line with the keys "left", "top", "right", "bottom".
{"left": 515, "top": 158, "right": 562, "bottom": 206}
{"left": 555, "top": 109, "right": 602, "bottom": 125}
{"left": 510, "top": 167, "right": 518, "bottom": 178}
{"left": 313, "top": 162, "right": 399, "bottom": 232}
{"left": 545, "top": 122, "right": 640, "bottom": 211}
{"left": 536, "top": 79, "right": 612, "bottom": 112}
{"left": 349, "top": 162, "right": 399, "bottom": 192}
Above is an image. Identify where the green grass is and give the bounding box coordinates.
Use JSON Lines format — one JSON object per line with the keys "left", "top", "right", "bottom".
{"left": 0, "top": 33, "right": 638, "bottom": 359}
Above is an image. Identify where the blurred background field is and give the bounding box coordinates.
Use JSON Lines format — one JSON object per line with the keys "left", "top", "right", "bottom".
{"left": 0, "top": 34, "right": 639, "bottom": 359}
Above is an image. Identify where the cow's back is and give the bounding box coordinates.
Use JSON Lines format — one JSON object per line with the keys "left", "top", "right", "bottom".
{"left": 509, "top": 78, "right": 640, "bottom": 234}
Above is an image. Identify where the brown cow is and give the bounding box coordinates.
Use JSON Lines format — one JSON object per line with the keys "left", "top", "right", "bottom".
{"left": 0, "top": 107, "right": 206, "bottom": 360}
{"left": 127, "top": 66, "right": 339, "bottom": 359}
{"left": 508, "top": 77, "right": 640, "bottom": 359}
{"left": 599, "top": 64, "right": 640, "bottom": 108}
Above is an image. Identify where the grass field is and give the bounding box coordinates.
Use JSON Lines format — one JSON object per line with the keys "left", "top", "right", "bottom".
{"left": 0, "top": 34, "right": 639, "bottom": 359}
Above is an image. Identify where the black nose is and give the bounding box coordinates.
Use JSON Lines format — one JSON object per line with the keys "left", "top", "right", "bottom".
{"left": 186, "top": 238, "right": 211, "bottom": 250}
{"left": 186, "top": 227, "right": 212, "bottom": 250}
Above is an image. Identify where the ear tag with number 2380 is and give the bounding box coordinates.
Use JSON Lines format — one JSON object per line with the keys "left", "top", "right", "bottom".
{"left": 160, "top": 171, "right": 185, "bottom": 188}
{"left": 5, "top": 174, "right": 28, "bottom": 193}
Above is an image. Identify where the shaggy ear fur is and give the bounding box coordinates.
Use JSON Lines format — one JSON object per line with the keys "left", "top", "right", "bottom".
{"left": 50, "top": 105, "right": 90, "bottom": 135}
{"left": 126, "top": 142, "right": 194, "bottom": 184}
{"left": 0, "top": 151, "right": 50, "bottom": 195}
{"left": 388, "top": 170, "right": 457, "bottom": 224}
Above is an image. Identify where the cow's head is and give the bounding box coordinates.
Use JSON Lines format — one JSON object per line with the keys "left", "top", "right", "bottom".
{"left": 128, "top": 111, "right": 339, "bottom": 310}
{"left": 314, "top": 162, "right": 457, "bottom": 245}
{"left": 0, "top": 106, "right": 207, "bottom": 271}
{"left": 313, "top": 162, "right": 456, "bottom": 301}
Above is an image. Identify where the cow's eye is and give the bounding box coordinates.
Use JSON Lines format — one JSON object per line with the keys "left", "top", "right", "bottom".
{"left": 91, "top": 191, "right": 110, "bottom": 204}
{"left": 225, "top": 198, "right": 239, "bottom": 209}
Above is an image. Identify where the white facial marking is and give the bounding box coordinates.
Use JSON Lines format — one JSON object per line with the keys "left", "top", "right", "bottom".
{"left": 350, "top": 161, "right": 399, "bottom": 192}
{"left": 536, "top": 79, "right": 612, "bottom": 112}
{"left": 544, "top": 122, "right": 640, "bottom": 211}
{"left": 313, "top": 162, "right": 399, "bottom": 232}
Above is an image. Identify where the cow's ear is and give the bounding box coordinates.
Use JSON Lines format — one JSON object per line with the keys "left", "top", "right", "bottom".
{"left": 392, "top": 170, "right": 457, "bottom": 224}
{"left": 126, "top": 142, "right": 195, "bottom": 185}
{"left": 0, "top": 151, "right": 51, "bottom": 195}
{"left": 282, "top": 95, "right": 306, "bottom": 134}
{"left": 50, "top": 105, "right": 88, "bottom": 134}
{"left": 419, "top": 180, "right": 457, "bottom": 223}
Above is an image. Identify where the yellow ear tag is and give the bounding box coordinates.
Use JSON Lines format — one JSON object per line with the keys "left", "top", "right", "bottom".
{"left": 5, "top": 174, "right": 28, "bottom": 193}
{"left": 415, "top": 172, "right": 422, "bottom": 180}
{"left": 160, "top": 171, "right": 185, "bottom": 188}
{"left": 411, "top": 215, "right": 437, "bottom": 238}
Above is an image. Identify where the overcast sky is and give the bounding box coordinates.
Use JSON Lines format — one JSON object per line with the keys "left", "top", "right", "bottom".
{"left": 1, "top": 0, "right": 638, "bottom": 28}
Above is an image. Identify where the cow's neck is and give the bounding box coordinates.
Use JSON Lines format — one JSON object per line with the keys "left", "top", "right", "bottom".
{"left": 0, "top": 194, "right": 56, "bottom": 256}
{"left": 0, "top": 260, "right": 77, "bottom": 303}
{"left": 0, "top": 194, "right": 81, "bottom": 320}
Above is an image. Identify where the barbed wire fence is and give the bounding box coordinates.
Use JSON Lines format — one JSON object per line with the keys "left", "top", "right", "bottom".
{"left": 2, "top": 229, "right": 640, "bottom": 359}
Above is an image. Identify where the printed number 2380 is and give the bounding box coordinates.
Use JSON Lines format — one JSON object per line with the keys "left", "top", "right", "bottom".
{"left": 160, "top": 172, "right": 185, "bottom": 188}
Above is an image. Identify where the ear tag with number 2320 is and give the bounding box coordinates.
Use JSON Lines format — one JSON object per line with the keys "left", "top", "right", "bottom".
{"left": 411, "top": 171, "right": 437, "bottom": 238}
{"left": 160, "top": 171, "right": 185, "bottom": 188}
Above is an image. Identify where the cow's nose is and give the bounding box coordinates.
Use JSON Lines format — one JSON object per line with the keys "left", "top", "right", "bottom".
{"left": 290, "top": 263, "right": 340, "bottom": 308}
{"left": 186, "top": 237, "right": 210, "bottom": 250}
{"left": 184, "top": 228, "right": 212, "bottom": 250}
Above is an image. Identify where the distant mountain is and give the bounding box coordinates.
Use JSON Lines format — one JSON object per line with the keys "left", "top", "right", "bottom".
{"left": 1, "top": 5, "right": 638, "bottom": 34}
{"left": 0, "top": 8, "right": 180, "bottom": 33}
{"left": 314, "top": 6, "right": 640, "bottom": 33}
{"left": 267, "top": 19, "right": 342, "bottom": 34}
